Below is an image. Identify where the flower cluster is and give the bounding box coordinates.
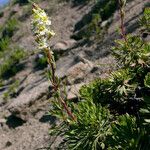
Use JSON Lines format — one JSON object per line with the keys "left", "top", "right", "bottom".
{"left": 31, "top": 3, "right": 55, "bottom": 50}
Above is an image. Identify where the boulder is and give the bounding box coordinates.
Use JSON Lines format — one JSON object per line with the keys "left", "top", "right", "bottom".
{"left": 67, "top": 83, "right": 85, "bottom": 100}
{"left": 7, "top": 81, "right": 49, "bottom": 121}
{"left": 53, "top": 39, "right": 76, "bottom": 53}
{"left": 66, "top": 60, "right": 93, "bottom": 85}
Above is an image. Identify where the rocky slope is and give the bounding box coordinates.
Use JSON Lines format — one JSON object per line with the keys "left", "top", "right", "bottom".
{"left": 0, "top": 0, "right": 149, "bottom": 149}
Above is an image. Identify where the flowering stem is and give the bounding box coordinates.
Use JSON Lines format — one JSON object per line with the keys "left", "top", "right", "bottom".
{"left": 31, "top": 2, "right": 76, "bottom": 122}
{"left": 44, "top": 48, "right": 76, "bottom": 121}
{"left": 59, "top": 96, "right": 76, "bottom": 121}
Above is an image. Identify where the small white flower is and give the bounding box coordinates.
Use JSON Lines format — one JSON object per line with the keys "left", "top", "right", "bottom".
{"left": 39, "top": 41, "right": 48, "bottom": 50}
{"left": 46, "top": 20, "right": 51, "bottom": 25}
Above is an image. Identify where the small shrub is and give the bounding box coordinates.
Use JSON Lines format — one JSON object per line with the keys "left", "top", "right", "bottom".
{"left": 140, "top": 8, "right": 150, "bottom": 31}
{"left": 0, "top": 48, "right": 26, "bottom": 79}
{"left": 80, "top": 69, "right": 137, "bottom": 104}
{"left": 112, "top": 36, "right": 150, "bottom": 78}
{"left": 100, "top": 0, "right": 117, "bottom": 21}
{"left": 73, "top": 13, "right": 102, "bottom": 40}
{"left": 76, "top": 5, "right": 150, "bottom": 149}
{"left": 0, "top": 37, "right": 10, "bottom": 51}
{"left": 3, "top": 80, "right": 20, "bottom": 100}
{"left": 2, "top": 18, "right": 18, "bottom": 38}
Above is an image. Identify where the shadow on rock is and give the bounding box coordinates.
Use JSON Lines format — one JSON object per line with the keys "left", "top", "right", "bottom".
{"left": 6, "top": 115, "right": 26, "bottom": 128}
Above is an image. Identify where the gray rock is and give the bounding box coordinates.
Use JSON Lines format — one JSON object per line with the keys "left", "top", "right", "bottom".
{"left": 101, "top": 18, "right": 111, "bottom": 28}
{"left": 0, "top": 118, "right": 6, "bottom": 124}
{"left": 67, "top": 83, "right": 85, "bottom": 100}
{"left": 7, "top": 81, "right": 49, "bottom": 120}
{"left": 65, "top": 60, "right": 93, "bottom": 85}
{"left": 53, "top": 39, "right": 76, "bottom": 53}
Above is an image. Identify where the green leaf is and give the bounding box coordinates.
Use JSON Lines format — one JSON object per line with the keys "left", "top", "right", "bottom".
{"left": 144, "top": 73, "right": 150, "bottom": 88}
{"left": 145, "top": 119, "right": 150, "bottom": 123}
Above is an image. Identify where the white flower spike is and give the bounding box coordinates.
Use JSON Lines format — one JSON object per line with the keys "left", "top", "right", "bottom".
{"left": 31, "top": 3, "right": 55, "bottom": 50}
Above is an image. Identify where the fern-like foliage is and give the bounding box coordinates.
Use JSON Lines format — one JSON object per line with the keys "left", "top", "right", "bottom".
{"left": 108, "top": 114, "right": 149, "bottom": 150}
{"left": 112, "top": 35, "right": 150, "bottom": 73}
{"left": 50, "top": 100, "right": 112, "bottom": 150}
{"left": 79, "top": 78, "right": 112, "bottom": 104}
{"left": 108, "top": 69, "right": 136, "bottom": 102}
{"left": 144, "top": 73, "right": 150, "bottom": 88}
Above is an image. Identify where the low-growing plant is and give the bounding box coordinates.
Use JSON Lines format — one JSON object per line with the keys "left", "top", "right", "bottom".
{"left": 2, "top": 18, "right": 18, "bottom": 38}
{"left": 140, "top": 7, "right": 150, "bottom": 32}
{"left": 0, "top": 37, "right": 10, "bottom": 51}
{"left": 3, "top": 80, "right": 20, "bottom": 100}
{"left": 79, "top": 4, "right": 150, "bottom": 150}
{"left": 0, "top": 48, "right": 26, "bottom": 79}
{"left": 73, "top": 13, "right": 102, "bottom": 40}
{"left": 140, "top": 74, "right": 150, "bottom": 127}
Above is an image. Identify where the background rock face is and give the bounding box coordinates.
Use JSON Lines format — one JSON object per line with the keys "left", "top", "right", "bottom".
{"left": 0, "top": 0, "right": 148, "bottom": 149}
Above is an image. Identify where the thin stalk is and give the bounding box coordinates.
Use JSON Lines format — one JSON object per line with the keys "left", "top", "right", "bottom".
{"left": 118, "top": 0, "right": 127, "bottom": 43}
{"left": 44, "top": 48, "right": 76, "bottom": 121}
